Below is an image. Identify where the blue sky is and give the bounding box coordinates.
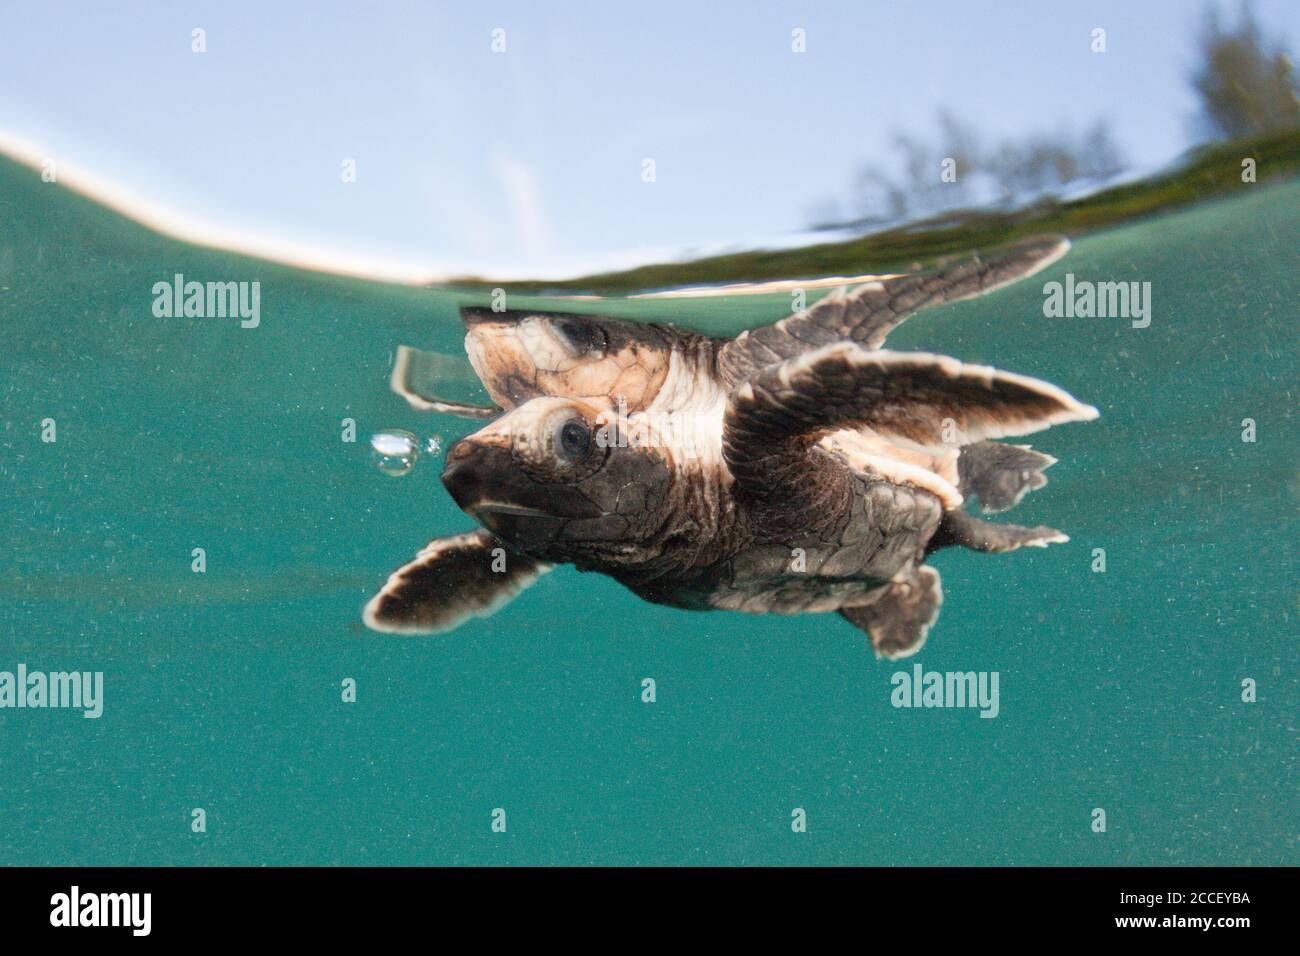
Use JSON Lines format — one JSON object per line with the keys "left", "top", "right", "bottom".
{"left": 1, "top": 1, "right": 1296, "bottom": 278}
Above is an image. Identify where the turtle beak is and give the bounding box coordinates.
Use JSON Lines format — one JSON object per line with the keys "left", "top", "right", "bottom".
{"left": 441, "top": 438, "right": 603, "bottom": 524}
{"left": 443, "top": 437, "right": 586, "bottom": 551}
{"left": 441, "top": 439, "right": 514, "bottom": 513}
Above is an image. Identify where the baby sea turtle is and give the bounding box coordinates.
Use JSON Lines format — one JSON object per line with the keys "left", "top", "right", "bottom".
{"left": 366, "top": 237, "right": 1097, "bottom": 657}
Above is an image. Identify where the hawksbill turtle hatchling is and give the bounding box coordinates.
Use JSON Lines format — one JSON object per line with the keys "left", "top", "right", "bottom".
{"left": 366, "top": 236, "right": 1098, "bottom": 658}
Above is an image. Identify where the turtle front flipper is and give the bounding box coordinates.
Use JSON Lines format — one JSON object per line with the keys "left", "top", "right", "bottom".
{"left": 722, "top": 342, "right": 1098, "bottom": 506}
{"left": 839, "top": 566, "right": 943, "bottom": 660}
{"left": 363, "top": 529, "right": 551, "bottom": 634}
{"left": 716, "top": 235, "right": 1069, "bottom": 387}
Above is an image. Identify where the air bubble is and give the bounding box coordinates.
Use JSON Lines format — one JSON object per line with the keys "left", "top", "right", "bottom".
{"left": 370, "top": 429, "right": 420, "bottom": 477}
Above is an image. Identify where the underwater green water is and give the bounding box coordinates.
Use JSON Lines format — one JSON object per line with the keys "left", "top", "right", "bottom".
{"left": 0, "top": 156, "right": 1295, "bottom": 865}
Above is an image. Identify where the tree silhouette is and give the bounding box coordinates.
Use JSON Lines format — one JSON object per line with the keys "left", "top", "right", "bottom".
{"left": 1192, "top": 2, "right": 1299, "bottom": 140}
{"left": 815, "top": 113, "right": 1125, "bottom": 229}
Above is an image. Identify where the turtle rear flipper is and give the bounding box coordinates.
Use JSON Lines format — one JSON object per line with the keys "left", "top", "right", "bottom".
{"left": 717, "top": 235, "right": 1070, "bottom": 387}
{"left": 364, "top": 529, "right": 550, "bottom": 634}
{"left": 958, "top": 442, "right": 1057, "bottom": 513}
{"left": 926, "top": 508, "right": 1068, "bottom": 555}
{"left": 722, "top": 342, "right": 1097, "bottom": 506}
{"left": 839, "top": 566, "right": 943, "bottom": 659}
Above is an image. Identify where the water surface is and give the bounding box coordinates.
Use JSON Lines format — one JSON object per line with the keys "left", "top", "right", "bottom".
{"left": 1, "top": 157, "right": 1295, "bottom": 864}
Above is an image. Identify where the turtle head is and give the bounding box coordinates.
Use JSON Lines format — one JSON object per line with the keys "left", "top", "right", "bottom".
{"left": 460, "top": 308, "right": 675, "bottom": 412}
{"left": 442, "top": 395, "right": 676, "bottom": 561}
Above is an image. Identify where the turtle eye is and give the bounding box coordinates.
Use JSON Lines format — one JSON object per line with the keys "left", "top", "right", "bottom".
{"left": 556, "top": 419, "right": 591, "bottom": 461}
{"left": 554, "top": 319, "right": 607, "bottom": 356}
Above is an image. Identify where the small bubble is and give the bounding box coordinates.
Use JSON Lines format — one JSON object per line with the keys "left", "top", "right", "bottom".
{"left": 370, "top": 429, "right": 419, "bottom": 477}
{"left": 425, "top": 434, "right": 443, "bottom": 456}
